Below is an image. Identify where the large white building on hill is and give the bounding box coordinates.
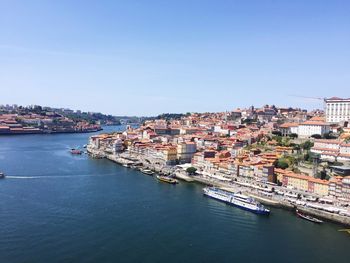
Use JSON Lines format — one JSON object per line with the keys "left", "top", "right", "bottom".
{"left": 325, "top": 97, "right": 350, "bottom": 124}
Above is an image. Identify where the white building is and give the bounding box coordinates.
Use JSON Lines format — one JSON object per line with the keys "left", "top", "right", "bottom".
{"left": 338, "top": 143, "right": 350, "bottom": 162}
{"left": 311, "top": 139, "right": 341, "bottom": 161}
{"left": 298, "top": 121, "right": 330, "bottom": 138}
{"left": 311, "top": 139, "right": 350, "bottom": 162}
{"left": 279, "top": 123, "right": 299, "bottom": 136}
{"left": 279, "top": 117, "right": 330, "bottom": 138}
{"left": 325, "top": 97, "right": 350, "bottom": 123}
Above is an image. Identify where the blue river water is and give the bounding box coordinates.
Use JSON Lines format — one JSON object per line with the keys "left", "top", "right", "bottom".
{"left": 0, "top": 126, "right": 349, "bottom": 263}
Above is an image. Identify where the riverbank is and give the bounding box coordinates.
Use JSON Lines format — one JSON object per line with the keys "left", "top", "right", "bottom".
{"left": 0, "top": 128, "right": 103, "bottom": 136}
{"left": 87, "top": 147, "right": 350, "bottom": 227}
{"left": 186, "top": 175, "right": 350, "bottom": 226}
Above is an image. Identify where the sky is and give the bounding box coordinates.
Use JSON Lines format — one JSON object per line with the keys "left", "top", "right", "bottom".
{"left": 0, "top": 0, "right": 349, "bottom": 116}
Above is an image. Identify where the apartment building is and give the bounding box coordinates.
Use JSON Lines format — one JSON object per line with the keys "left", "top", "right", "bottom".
{"left": 277, "top": 170, "right": 329, "bottom": 196}
{"left": 177, "top": 142, "right": 197, "bottom": 164}
{"left": 329, "top": 176, "right": 350, "bottom": 202}
{"left": 311, "top": 139, "right": 350, "bottom": 162}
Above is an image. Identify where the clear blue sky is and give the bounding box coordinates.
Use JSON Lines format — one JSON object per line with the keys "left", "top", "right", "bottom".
{"left": 0, "top": 0, "right": 349, "bottom": 116}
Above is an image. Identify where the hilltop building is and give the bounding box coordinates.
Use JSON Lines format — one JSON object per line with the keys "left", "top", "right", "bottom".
{"left": 325, "top": 97, "right": 350, "bottom": 124}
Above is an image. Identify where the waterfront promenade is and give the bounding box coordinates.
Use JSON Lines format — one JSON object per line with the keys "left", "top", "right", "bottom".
{"left": 87, "top": 145, "right": 350, "bottom": 226}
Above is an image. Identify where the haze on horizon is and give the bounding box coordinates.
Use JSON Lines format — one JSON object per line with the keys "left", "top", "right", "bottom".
{"left": 0, "top": 0, "right": 349, "bottom": 116}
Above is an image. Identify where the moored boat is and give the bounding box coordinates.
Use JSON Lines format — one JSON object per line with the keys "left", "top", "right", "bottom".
{"left": 70, "top": 148, "right": 83, "bottom": 155}
{"left": 296, "top": 209, "right": 323, "bottom": 224}
{"left": 0, "top": 172, "right": 5, "bottom": 179}
{"left": 156, "top": 175, "right": 178, "bottom": 184}
{"left": 338, "top": 229, "right": 350, "bottom": 235}
{"left": 141, "top": 169, "right": 154, "bottom": 176}
{"left": 203, "top": 187, "right": 270, "bottom": 215}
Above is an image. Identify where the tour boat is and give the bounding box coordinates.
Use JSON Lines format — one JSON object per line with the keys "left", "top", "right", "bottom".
{"left": 203, "top": 187, "right": 270, "bottom": 215}
{"left": 141, "top": 169, "right": 154, "bottom": 176}
{"left": 296, "top": 209, "right": 323, "bottom": 224}
{"left": 156, "top": 175, "right": 178, "bottom": 184}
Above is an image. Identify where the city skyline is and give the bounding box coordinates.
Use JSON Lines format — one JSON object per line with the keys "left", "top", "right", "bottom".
{"left": 1, "top": 2, "right": 350, "bottom": 262}
{"left": 1, "top": 0, "right": 349, "bottom": 115}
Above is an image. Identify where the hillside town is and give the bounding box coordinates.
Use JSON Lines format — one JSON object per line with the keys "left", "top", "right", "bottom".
{"left": 0, "top": 104, "right": 105, "bottom": 134}
{"left": 87, "top": 97, "right": 350, "bottom": 225}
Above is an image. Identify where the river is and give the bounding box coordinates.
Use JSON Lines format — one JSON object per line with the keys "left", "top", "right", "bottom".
{"left": 0, "top": 126, "right": 348, "bottom": 263}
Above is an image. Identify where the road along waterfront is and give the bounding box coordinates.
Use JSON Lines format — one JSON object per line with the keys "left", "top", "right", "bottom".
{"left": 88, "top": 144, "right": 350, "bottom": 227}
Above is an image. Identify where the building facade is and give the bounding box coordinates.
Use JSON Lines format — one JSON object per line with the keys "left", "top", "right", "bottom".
{"left": 311, "top": 139, "right": 350, "bottom": 162}
{"left": 329, "top": 176, "right": 350, "bottom": 202}
{"left": 325, "top": 97, "right": 350, "bottom": 123}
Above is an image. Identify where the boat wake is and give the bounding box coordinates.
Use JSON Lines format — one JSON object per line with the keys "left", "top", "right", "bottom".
{"left": 5, "top": 173, "right": 115, "bottom": 179}
{"left": 6, "top": 176, "right": 42, "bottom": 179}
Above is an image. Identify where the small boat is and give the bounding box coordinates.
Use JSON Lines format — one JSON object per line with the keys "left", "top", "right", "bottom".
{"left": 296, "top": 209, "right": 323, "bottom": 224}
{"left": 123, "top": 164, "right": 130, "bottom": 168}
{"left": 83, "top": 144, "right": 87, "bottom": 148}
{"left": 156, "top": 175, "right": 178, "bottom": 184}
{"left": 70, "top": 149, "right": 83, "bottom": 155}
{"left": 338, "top": 229, "right": 350, "bottom": 235}
{"left": 131, "top": 163, "right": 143, "bottom": 170}
{"left": 141, "top": 169, "right": 154, "bottom": 176}
{"left": 0, "top": 172, "right": 5, "bottom": 179}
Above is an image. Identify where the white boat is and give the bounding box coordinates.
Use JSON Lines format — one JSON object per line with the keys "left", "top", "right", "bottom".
{"left": 203, "top": 187, "right": 270, "bottom": 215}
{"left": 285, "top": 192, "right": 298, "bottom": 198}
{"left": 296, "top": 209, "right": 323, "bottom": 224}
{"left": 141, "top": 169, "right": 154, "bottom": 176}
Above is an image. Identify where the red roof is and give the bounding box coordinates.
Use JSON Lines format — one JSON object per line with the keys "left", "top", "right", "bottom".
{"left": 280, "top": 123, "right": 298, "bottom": 128}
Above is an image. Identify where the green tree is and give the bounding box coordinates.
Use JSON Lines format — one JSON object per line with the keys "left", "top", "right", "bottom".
{"left": 274, "top": 158, "right": 289, "bottom": 169}
{"left": 320, "top": 169, "right": 327, "bottom": 180}
{"left": 304, "top": 151, "right": 312, "bottom": 162}
{"left": 292, "top": 143, "right": 300, "bottom": 151}
{"left": 311, "top": 134, "right": 322, "bottom": 139}
{"left": 323, "top": 132, "right": 337, "bottom": 139}
{"left": 301, "top": 140, "right": 314, "bottom": 151}
{"left": 285, "top": 156, "right": 297, "bottom": 166}
{"left": 272, "top": 131, "right": 282, "bottom": 136}
{"left": 186, "top": 167, "right": 197, "bottom": 175}
{"left": 272, "top": 135, "right": 283, "bottom": 145}
{"left": 292, "top": 167, "right": 301, "bottom": 173}
{"left": 289, "top": 133, "right": 298, "bottom": 139}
